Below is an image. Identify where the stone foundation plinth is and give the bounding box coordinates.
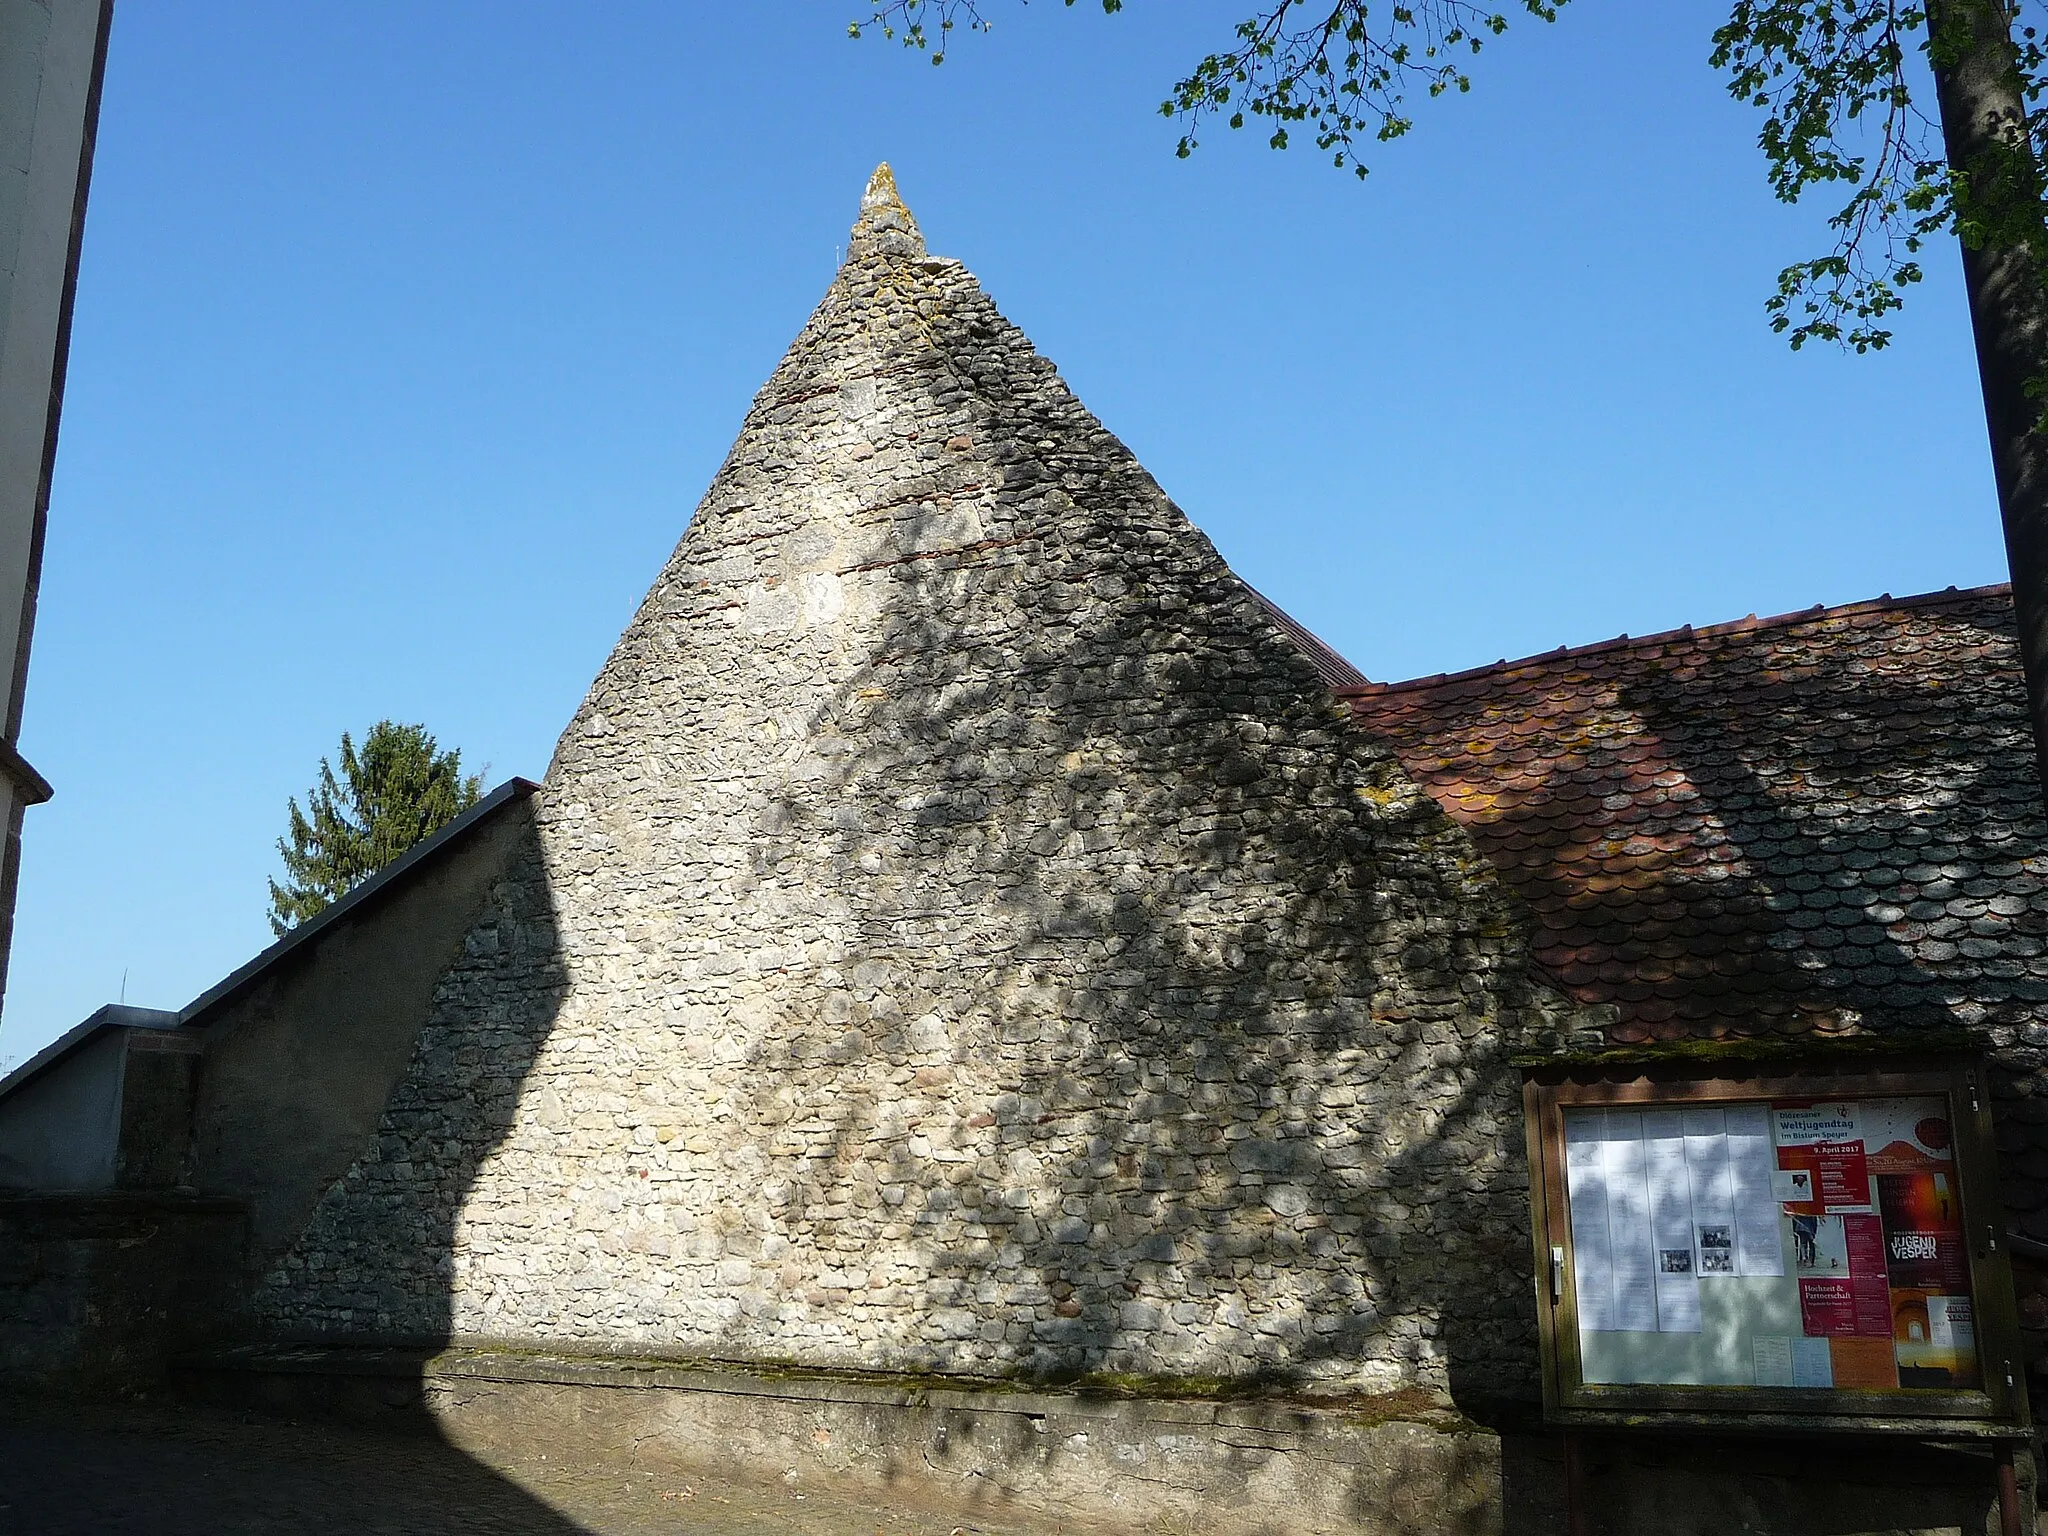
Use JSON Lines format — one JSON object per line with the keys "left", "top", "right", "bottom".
{"left": 174, "top": 1345, "right": 2024, "bottom": 1536}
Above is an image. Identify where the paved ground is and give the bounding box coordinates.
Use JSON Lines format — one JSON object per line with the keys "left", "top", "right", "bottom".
{"left": 0, "top": 1396, "right": 1111, "bottom": 1536}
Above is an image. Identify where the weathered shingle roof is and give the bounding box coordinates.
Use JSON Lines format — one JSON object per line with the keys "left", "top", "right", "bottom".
{"left": 1339, "top": 584, "right": 2048, "bottom": 1049}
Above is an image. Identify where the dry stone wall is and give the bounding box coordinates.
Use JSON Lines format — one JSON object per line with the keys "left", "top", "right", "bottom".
{"left": 258, "top": 169, "right": 1556, "bottom": 1400}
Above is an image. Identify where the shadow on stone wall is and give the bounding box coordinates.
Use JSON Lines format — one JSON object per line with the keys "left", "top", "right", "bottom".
{"left": 247, "top": 550, "right": 1552, "bottom": 1532}
{"left": 233, "top": 815, "right": 605, "bottom": 1525}
{"left": 252, "top": 807, "right": 574, "bottom": 1350}
{"left": 695, "top": 459, "right": 1545, "bottom": 1431}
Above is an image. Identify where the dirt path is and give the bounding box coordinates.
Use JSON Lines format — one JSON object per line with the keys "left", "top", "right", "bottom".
{"left": 0, "top": 1396, "right": 1107, "bottom": 1535}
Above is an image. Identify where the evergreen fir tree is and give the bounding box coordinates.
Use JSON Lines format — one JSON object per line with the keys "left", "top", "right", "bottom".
{"left": 267, "top": 721, "right": 483, "bottom": 934}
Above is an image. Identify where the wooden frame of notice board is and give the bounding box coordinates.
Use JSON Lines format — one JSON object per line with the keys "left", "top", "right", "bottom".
{"left": 1524, "top": 1056, "right": 2030, "bottom": 1436}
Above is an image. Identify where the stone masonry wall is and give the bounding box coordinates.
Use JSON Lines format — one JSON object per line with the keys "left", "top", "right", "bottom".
{"left": 256, "top": 170, "right": 1557, "bottom": 1401}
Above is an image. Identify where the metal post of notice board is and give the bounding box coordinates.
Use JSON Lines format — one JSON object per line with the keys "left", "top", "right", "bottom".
{"left": 1561, "top": 1430, "right": 1588, "bottom": 1536}
{"left": 1995, "top": 1442, "right": 2022, "bottom": 1536}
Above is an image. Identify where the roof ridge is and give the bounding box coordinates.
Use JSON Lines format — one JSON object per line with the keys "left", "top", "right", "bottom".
{"left": 1243, "top": 582, "right": 1368, "bottom": 688}
{"left": 1337, "top": 581, "right": 2012, "bottom": 700}
{"left": 179, "top": 777, "right": 541, "bottom": 1025}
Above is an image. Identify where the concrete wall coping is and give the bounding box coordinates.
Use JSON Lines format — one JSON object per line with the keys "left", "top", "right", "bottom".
{"left": 161, "top": 1346, "right": 2029, "bottom": 1536}
{"left": 180, "top": 777, "right": 540, "bottom": 1026}
{"left": 181, "top": 1344, "right": 1487, "bottom": 1437}
{"left": 184, "top": 1344, "right": 2033, "bottom": 1445}
{"left": 0, "top": 1188, "right": 241, "bottom": 1206}
{"left": 0, "top": 1005, "right": 179, "bottom": 1101}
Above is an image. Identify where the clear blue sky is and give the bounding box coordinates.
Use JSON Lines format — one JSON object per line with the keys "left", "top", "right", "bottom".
{"left": 1, "top": 2, "right": 2004, "bottom": 1065}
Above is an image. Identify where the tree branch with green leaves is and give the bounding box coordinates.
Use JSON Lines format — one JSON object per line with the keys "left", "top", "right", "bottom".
{"left": 1713, "top": 2, "right": 1956, "bottom": 352}
{"left": 855, "top": 2, "right": 1561, "bottom": 169}
{"left": 852, "top": 0, "right": 2048, "bottom": 360}
{"left": 1158, "top": 1, "right": 1565, "bottom": 169}
{"left": 1712, "top": 1, "right": 2048, "bottom": 358}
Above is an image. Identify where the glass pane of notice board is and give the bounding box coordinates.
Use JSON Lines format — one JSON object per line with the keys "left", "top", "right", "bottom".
{"left": 1562, "top": 1097, "right": 1979, "bottom": 1391}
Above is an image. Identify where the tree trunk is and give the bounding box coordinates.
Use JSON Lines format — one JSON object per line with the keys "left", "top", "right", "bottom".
{"left": 1928, "top": 0, "right": 2048, "bottom": 802}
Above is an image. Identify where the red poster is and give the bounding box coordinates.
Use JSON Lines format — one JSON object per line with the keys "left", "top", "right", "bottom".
{"left": 1843, "top": 1213, "right": 1887, "bottom": 1275}
{"left": 1797, "top": 1218, "right": 1891, "bottom": 1339}
{"left": 1877, "top": 1172, "right": 1970, "bottom": 1291}
{"left": 1814, "top": 1141, "right": 1872, "bottom": 1209}
{"left": 1775, "top": 1103, "right": 1874, "bottom": 1212}
{"left": 1777, "top": 1140, "right": 1871, "bottom": 1213}
{"left": 1798, "top": 1276, "right": 1891, "bottom": 1338}
{"left": 1800, "top": 1277, "right": 1856, "bottom": 1335}
{"left": 1862, "top": 1100, "right": 1957, "bottom": 1175}
{"left": 1852, "top": 1275, "right": 1892, "bottom": 1336}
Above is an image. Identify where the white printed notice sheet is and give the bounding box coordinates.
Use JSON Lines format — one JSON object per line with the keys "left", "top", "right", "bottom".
{"left": 1603, "top": 1113, "right": 1661, "bottom": 1334}
{"left": 1644, "top": 1110, "right": 1702, "bottom": 1333}
{"left": 1681, "top": 1107, "right": 1738, "bottom": 1276}
{"left": 1724, "top": 1103, "right": 1786, "bottom": 1278}
{"left": 1564, "top": 1114, "right": 1613, "bottom": 1343}
{"left": 1565, "top": 1111, "right": 1615, "bottom": 1334}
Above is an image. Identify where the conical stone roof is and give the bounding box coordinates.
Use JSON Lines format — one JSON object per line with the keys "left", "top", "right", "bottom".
{"left": 261, "top": 169, "right": 1543, "bottom": 1396}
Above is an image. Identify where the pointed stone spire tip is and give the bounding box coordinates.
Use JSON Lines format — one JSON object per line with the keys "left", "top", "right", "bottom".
{"left": 848, "top": 162, "right": 926, "bottom": 263}
{"left": 862, "top": 163, "right": 905, "bottom": 213}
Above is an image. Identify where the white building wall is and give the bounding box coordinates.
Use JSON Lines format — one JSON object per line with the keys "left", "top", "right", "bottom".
{"left": 0, "top": 0, "right": 114, "bottom": 1011}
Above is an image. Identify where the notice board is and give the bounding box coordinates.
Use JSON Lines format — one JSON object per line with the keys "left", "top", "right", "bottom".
{"left": 1525, "top": 1060, "right": 2029, "bottom": 1431}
